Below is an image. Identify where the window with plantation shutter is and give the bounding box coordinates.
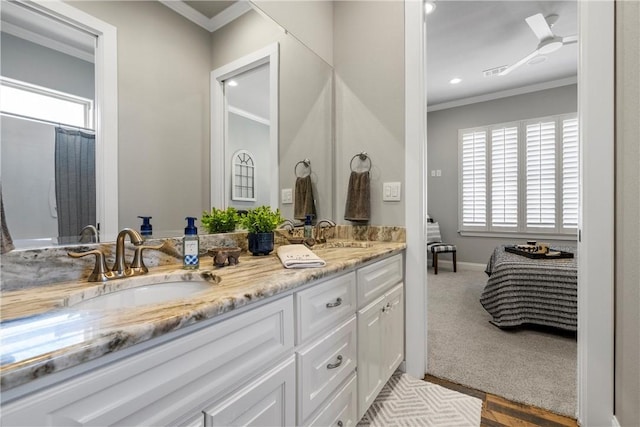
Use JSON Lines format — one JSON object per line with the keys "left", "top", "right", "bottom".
{"left": 491, "top": 127, "right": 518, "bottom": 227}
{"left": 458, "top": 113, "right": 578, "bottom": 237}
{"left": 461, "top": 130, "right": 487, "bottom": 227}
{"left": 526, "top": 121, "right": 556, "bottom": 228}
{"left": 562, "top": 118, "right": 579, "bottom": 229}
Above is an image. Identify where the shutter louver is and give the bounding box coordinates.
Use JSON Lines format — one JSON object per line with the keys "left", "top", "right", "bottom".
{"left": 491, "top": 127, "right": 518, "bottom": 227}
{"left": 526, "top": 121, "right": 556, "bottom": 228}
{"left": 462, "top": 131, "right": 486, "bottom": 227}
{"left": 562, "top": 118, "right": 579, "bottom": 228}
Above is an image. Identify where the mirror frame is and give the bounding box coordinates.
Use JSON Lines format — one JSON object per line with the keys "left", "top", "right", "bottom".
{"left": 210, "top": 42, "right": 280, "bottom": 211}
{"left": 10, "top": 0, "right": 119, "bottom": 241}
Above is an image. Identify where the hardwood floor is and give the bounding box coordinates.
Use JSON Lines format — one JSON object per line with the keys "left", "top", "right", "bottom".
{"left": 425, "top": 375, "right": 578, "bottom": 427}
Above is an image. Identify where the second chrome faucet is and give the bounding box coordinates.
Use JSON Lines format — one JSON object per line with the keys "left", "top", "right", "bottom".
{"left": 69, "top": 228, "right": 165, "bottom": 282}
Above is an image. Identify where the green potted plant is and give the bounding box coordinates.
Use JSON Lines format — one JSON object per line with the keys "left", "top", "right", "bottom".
{"left": 201, "top": 207, "right": 239, "bottom": 234}
{"left": 239, "top": 206, "right": 284, "bottom": 255}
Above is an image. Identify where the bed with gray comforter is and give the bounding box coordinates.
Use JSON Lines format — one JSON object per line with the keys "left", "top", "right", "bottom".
{"left": 480, "top": 245, "right": 578, "bottom": 331}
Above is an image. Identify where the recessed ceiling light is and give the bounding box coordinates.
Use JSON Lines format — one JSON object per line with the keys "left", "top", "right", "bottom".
{"left": 227, "top": 80, "right": 238, "bottom": 87}
{"left": 424, "top": 1, "right": 436, "bottom": 14}
{"left": 449, "top": 77, "right": 462, "bottom": 85}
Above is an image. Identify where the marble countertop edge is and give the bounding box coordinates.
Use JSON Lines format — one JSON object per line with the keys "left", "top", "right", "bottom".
{"left": 0, "top": 242, "right": 405, "bottom": 392}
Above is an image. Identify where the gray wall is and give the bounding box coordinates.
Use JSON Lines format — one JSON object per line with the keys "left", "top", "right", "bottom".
{"left": 427, "top": 85, "right": 578, "bottom": 264}
{"left": 72, "top": 1, "right": 212, "bottom": 236}
{"left": 0, "top": 32, "right": 94, "bottom": 99}
{"left": 210, "top": 10, "right": 333, "bottom": 222}
{"left": 615, "top": 0, "right": 640, "bottom": 423}
{"left": 252, "top": 0, "right": 333, "bottom": 67}
{"left": 333, "top": 1, "right": 405, "bottom": 226}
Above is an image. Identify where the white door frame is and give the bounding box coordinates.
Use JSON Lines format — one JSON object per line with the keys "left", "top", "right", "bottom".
{"left": 404, "top": 0, "right": 615, "bottom": 424}
{"left": 23, "top": 0, "right": 118, "bottom": 241}
{"left": 210, "top": 43, "right": 279, "bottom": 210}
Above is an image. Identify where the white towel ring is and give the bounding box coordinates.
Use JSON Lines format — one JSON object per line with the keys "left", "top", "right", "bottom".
{"left": 350, "top": 152, "right": 372, "bottom": 172}
{"left": 295, "top": 159, "right": 312, "bottom": 178}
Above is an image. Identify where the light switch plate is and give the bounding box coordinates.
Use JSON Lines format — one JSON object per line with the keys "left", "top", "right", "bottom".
{"left": 281, "top": 188, "right": 293, "bottom": 204}
{"left": 383, "top": 182, "right": 401, "bottom": 201}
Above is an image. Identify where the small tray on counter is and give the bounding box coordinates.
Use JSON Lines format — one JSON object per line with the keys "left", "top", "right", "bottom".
{"left": 504, "top": 245, "right": 574, "bottom": 259}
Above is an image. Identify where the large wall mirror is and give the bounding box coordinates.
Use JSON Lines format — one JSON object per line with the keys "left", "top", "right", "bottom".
{"left": 0, "top": 0, "right": 333, "bottom": 249}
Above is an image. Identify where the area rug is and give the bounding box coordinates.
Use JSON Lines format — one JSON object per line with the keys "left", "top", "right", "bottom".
{"left": 427, "top": 269, "right": 577, "bottom": 417}
{"left": 358, "top": 371, "right": 482, "bottom": 426}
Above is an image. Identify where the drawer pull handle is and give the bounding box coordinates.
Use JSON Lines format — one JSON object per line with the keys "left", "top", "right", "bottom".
{"left": 326, "top": 297, "right": 343, "bottom": 308}
{"left": 327, "top": 355, "right": 343, "bottom": 369}
{"left": 337, "top": 421, "right": 344, "bottom": 427}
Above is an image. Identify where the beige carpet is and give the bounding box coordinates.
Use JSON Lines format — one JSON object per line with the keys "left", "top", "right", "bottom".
{"left": 427, "top": 268, "right": 577, "bottom": 417}
{"left": 358, "top": 371, "right": 482, "bottom": 426}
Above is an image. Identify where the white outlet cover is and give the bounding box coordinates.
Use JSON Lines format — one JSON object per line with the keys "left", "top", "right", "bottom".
{"left": 281, "top": 188, "right": 293, "bottom": 204}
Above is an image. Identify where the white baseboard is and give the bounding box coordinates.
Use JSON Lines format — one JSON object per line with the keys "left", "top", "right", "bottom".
{"left": 612, "top": 415, "right": 621, "bottom": 427}
{"left": 430, "top": 260, "right": 486, "bottom": 272}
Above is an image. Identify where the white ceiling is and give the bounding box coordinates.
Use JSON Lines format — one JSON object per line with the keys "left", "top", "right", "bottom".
{"left": 426, "top": 0, "right": 578, "bottom": 108}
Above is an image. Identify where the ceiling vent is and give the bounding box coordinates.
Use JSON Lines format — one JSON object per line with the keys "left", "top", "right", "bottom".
{"left": 483, "top": 66, "right": 508, "bottom": 77}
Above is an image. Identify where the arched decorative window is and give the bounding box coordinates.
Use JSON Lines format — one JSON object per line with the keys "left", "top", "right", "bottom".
{"left": 231, "top": 149, "right": 256, "bottom": 201}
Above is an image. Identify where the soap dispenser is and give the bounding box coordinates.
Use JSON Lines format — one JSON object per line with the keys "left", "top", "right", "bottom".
{"left": 304, "top": 215, "right": 313, "bottom": 239}
{"left": 138, "top": 216, "right": 152, "bottom": 237}
{"left": 183, "top": 217, "right": 199, "bottom": 269}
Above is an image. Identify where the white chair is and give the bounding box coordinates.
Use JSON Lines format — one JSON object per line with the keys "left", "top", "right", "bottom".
{"left": 426, "top": 219, "right": 457, "bottom": 274}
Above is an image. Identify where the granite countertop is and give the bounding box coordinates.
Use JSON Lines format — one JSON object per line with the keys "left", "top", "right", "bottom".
{"left": 0, "top": 241, "right": 405, "bottom": 392}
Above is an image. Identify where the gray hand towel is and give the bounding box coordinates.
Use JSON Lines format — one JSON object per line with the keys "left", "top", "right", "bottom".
{"left": 344, "top": 171, "right": 370, "bottom": 222}
{"left": 294, "top": 175, "right": 316, "bottom": 221}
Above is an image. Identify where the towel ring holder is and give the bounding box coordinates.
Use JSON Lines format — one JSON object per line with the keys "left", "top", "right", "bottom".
{"left": 295, "top": 159, "right": 312, "bottom": 178}
{"left": 350, "top": 152, "right": 372, "bottom": 172}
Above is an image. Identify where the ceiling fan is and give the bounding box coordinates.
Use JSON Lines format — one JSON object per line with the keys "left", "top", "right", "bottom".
{"left": 499, "top": 13, "right": 577, "bottom": 76}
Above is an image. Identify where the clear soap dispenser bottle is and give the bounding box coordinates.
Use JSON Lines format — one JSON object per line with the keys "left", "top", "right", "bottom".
{"left": 304, "top": 215, "right": 313, "bottom": 239}
{"left": 183, "top": 217, "right": 199, "bottom": 269}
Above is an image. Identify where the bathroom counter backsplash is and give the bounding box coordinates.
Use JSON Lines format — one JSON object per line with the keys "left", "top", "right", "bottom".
{"left": 0, "top": 225, "right": 405, "bottom": 291}
{"left": 0, "top": 226, "right": 405, "bottom": 391}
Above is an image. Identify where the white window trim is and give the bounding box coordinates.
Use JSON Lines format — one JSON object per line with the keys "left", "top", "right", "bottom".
{"left": 0, "top": 76, "right": 94, "bottom": 129}
{"left": 458, "top": 113, "right": 578, "bottom": 238}
{"left": 231, "top": 149, "right": 257, "bottom": 202}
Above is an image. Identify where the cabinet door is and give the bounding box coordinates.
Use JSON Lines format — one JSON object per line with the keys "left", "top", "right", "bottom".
{"left": 356, "top": 295, "right": 386, "bottom": 420}
{"left": 203, "top": 356, "right": 296, "bottom": 427}
{"left": 383, "top": 283, "right": 404, "bottom": 380}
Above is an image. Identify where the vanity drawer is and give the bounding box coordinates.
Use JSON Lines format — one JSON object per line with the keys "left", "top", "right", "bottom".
{"left": 356, "top": 254, "right": 403, "bottom": 309}
{"left": 296, "top": 272, "right": 356, "bottom": 344}
{"left": 297, "top": 315, "right": 357, "bottom": 423}
{"left": 305, "top": 373, "right": 357, "bottom": 427}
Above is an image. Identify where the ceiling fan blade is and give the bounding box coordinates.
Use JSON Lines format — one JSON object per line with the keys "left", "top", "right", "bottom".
{"left": 563, "top": 34, "right": 578, "bottom": 45}
{"left": 525, "top": 13, "right": 554, "bottom": 41}
{"left": 499, "top": 50, "right": 539, "bottom": 76}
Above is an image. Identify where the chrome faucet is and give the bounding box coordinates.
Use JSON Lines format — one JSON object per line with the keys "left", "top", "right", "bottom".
{"left": 69, "top": 227, "right": 165, "bottom": 282}
{"left": 315, "top": 219, "right": 336, "bottom": 244}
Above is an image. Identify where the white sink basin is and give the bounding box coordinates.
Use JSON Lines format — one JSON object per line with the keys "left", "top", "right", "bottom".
{"left": 70, "top": 281, "right": 212, "bottom": 311}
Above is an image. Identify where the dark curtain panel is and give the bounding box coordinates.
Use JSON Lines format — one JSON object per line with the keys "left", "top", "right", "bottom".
{"left": 55, "top": 128, "right": 96, "bottom": 244}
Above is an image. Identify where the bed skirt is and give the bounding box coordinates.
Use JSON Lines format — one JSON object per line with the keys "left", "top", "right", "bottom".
{"left": 480, "top": 245, "right": 578, "bottom": 331}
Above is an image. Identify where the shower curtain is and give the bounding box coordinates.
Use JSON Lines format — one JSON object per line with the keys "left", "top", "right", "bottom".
{"left": 55, "top": 127, "right": 96, "bottom": 244}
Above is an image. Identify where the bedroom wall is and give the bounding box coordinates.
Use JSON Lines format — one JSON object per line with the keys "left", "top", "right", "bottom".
{"left": 427, "top": 84, "right": 578, "bottom": 264}
{"left": 614, "top": 0, "right": 640, "bottom": 423}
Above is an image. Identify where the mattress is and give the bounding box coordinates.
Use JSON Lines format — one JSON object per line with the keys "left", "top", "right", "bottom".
{"left": 480, "top": 245, "right": 578, "bottom": 331}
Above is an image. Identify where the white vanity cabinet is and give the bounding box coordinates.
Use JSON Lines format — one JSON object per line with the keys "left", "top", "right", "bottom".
{"left": 0, "top": 296, "right": 295, "bottom": 427}
{"left": 294, "top": 272, "right": 358, "bottom": 426}
{"left": 1, "top": 251, "right": 405, "bottom": 427}
{"left": 356, "top": 254, "right": 404, "bottom": 419}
